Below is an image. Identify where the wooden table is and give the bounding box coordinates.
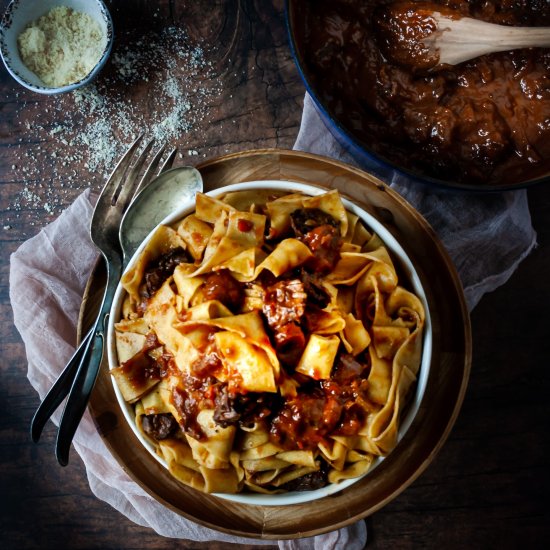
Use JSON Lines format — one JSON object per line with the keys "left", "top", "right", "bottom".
{"left": 1, "top": 1, "right": 548, "bottom": 548}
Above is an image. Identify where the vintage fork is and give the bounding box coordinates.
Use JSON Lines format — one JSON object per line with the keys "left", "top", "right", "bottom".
{"left": 30, "top": 136, "right": 177, "bottom": 465}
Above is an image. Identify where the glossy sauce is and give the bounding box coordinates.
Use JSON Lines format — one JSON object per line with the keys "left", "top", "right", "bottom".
{"left": 270, "top": 354, "right": 371, "bottom": 450}
{"left": 294, "top": 0, "right": 550, "bottom": 185}
{"left": 134, "top": 204, "right": 377, "bottom": 473}
{"left": 375, "top": 2, "right": 441, "bottom": 70}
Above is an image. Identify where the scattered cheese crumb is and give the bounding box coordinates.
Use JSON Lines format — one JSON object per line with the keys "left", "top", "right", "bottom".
{"left": 6, "top": 26, "right": 222, "bottom": 229}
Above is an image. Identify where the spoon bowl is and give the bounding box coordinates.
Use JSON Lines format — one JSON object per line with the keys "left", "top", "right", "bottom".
{"left": 120, "top": 166, "right": 203, "bottom": 267}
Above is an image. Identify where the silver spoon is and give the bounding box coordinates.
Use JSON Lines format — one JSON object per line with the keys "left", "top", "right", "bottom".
{"left": 30, "top": 164, "right": 203, "bottom": 444}
{"left": 119, "top": 166, "right": 203, "bottom": 268}
{"left": 376, "top": 2, "right": 550, "bottom": 71}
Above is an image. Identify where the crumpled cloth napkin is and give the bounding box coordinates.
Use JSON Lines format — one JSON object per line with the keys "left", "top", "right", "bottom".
{"left": 10, "top": 92, "right": 536, "bottom": 548}
{"left": 9, "top": 188, "right": 366, "bottom": 549}
{"left": 295, "top": 94, "right": 537, "bottom": 310}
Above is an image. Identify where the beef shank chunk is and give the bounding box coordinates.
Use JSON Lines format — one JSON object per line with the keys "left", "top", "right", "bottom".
{"left": 141, "top": 413, "right": 179, "bottom": 440}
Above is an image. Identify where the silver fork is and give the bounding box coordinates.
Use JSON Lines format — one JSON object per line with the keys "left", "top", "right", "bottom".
{"left": 30, "top": 136, "right": 177, "bottom": 465}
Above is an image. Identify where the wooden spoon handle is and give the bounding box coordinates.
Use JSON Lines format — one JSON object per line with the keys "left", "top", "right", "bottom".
{"left": 492, "top": 27, "right": 550, "bottom": 49}
{"left": 434, "top": 15, "right": 550, "bottom": 65}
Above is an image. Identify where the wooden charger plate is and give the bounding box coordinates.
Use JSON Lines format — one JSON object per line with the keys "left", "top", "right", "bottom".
{"left": 80, "top": 149, "right": 472, "bottom": 539}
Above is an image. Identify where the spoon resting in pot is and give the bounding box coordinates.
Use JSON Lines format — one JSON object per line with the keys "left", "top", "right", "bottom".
{"left": 375, "top": 2, "right": 550, "bottom": 71}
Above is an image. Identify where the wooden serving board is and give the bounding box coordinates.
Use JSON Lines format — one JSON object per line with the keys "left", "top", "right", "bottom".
{"left": 80, "top": 149, "right": 471, "bottom": 539}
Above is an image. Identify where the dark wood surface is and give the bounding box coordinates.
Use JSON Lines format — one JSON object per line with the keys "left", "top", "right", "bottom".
{"left": 0, "top": 1, "right": 548, "bottom": 548}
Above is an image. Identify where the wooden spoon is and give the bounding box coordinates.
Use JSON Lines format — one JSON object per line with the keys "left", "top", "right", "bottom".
{"left": 375, "top": 2, "right": 550, "bottom": 70}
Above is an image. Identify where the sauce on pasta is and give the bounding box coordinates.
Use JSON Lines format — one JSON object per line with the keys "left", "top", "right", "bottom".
{"left": 111, "top": 189, "right": 425, "bottom": 494}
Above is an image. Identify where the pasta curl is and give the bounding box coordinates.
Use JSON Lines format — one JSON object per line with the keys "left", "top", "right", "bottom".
{"left": 112, "top": 189, "right": 425, "bottom": 494}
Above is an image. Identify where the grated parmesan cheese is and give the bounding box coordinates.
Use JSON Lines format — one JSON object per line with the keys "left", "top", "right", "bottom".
{"left": 17, "top": 6, "right": 106, "bottom": 87}
{"left": 6, "top": 24, "right": 225, "bottom": 231}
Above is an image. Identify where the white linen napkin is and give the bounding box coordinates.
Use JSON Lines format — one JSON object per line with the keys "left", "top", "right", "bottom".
{"left": 10, "top": 92, "right": 536, "bottom": 548}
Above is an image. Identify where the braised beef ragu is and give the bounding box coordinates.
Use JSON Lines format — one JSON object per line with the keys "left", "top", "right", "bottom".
{"left": 273, "top": 322, "right": 306, "bottom": 367}
{"left": 300, "top": 269, "right": 331, "bottom": 309}
{"left": 169, "top": 355, "right": 282, "bottom": 439}
{"left": 190, "top": 350, "right": 222, "bottom": 379}
{"left": 143, "top": 331, "right": 161, "bottom": 352}
{"left": 120, "top": 193, "right": 409, "bottom": 493}
{"left": 239, "top": 392, "right": 282, "bottom": 426}
{"left": 213, "top": 385, "right": 241, "bottom": 426}
{"left": 138, "top": 332, "right": 175, "bottom": 378}
{"left": 270, "top": 386, "right": 343, "bottom": 451}
{"left": 270, "top": 353, "right": 371, "bottom": 450}
{"left": 141, "top": 413, "right": 179, "bottom": 441}
{"left": 332, "top": 354, "right": 367, "bottom": 385}
{"left": 291, "top": 208, "right": 343, "bottom": 273}
{"left": 294, "top": 0, "right": 550, "bottom": 186}
{"left": 214, "top": 388, "right": 281, "bottom": 429}
{"left": 263, "top": 279, "right": 307, "bottom": 329}
{"left": 143, "top": 247, "right": 190, "bottom": 297}
{"left": 325, "top": 380, "right": 373, "bottom": 436}
{"left": 290, "top": 207, "right": 339, "bottom": 237}
{"left": 119, "top": 350, "right": 162, "bottom": 388}
{"left": 304, "top": 224, "right": 342, "bottom": 273}
{"left": 202, "top": 269, "right": 244, "bottom": 311}
{"left": 171, "top": 374, "right": 222, "bottom": 440}
{"left": 280, "top": 468, "right": 329, "bottom": 492}
{"left": 374, "top": 1, "right": 441, "bottom": 71}
{"left": 136, "top": 248, "right": 190, "bottom": 314}
{"left": 154, "top": 352, "right": 177, "bottom": 379}
{"left": 270, "top": 354, "right": 371, "bottom": 450}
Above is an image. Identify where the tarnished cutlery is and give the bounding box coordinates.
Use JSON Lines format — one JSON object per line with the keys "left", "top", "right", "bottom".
{"left": 30, "top": 137, "right": 202, "bottom": 465}
{"left": 119, "top": 166, "right": 203, "bottom": 268}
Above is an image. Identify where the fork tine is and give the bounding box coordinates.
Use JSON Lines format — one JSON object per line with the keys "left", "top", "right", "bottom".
{"left": 113, "top": 139, "right": 155, "bottom": 210}
{"left": 95, "top": 134, "right": 144, "bottom": 212}
{"left": 132, "top": 144, "right": 167, "bottom": 199}
{"left": 158, "top": 147, "right": 178, "bottom": 174}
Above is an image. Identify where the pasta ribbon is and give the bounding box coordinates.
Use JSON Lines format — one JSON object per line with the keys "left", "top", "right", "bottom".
{"left": 112, "top": 189, "right": 426, "bottom": 495}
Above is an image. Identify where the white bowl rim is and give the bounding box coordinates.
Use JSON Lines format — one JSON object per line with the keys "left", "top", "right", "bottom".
{"left": 107, "top": 179, "right": 433, "bottom": 507}
{"left": 0, "top": 0, "right": 114, "bottom": 94}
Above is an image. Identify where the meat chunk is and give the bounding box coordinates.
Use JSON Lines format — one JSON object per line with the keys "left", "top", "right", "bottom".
{"left": 213, "top": 385, "right": 241, "bottom": 427}
{"left": 213, "top": 386, "right": 280, "bottom": 429}
{"left": 300, "top": 269, "right": 330, "bottom": 308}
{"left": 290, "top": 208, "right": 342, "bottom": 274}
{"left": 279, "top": 469, "right": 328, "bottom": 492}
{"left": 331, "top": 354, "right": 367, "bottom": 385}
{"left": 141, "top": 413, "right": 179, "bottom": 440}
{"left": 290, "top": 207, "right": 339, "bottom": 237}
{"left": 202, "top": 269, "right": 244, "bottom": 311}
{"left": 274, "top": 322, "right": 306, "bottom": 367}
{"left": 302, "top": 224, "right": 342, "bottom": 274}
{"left": 144, "top": 247, "right": 189, "bottom": 296}
{"left": 262, "top": 279, "right": 307, "bottom": 330}
{"left": 270, "top": 388, "right": 343, "bottom": 450}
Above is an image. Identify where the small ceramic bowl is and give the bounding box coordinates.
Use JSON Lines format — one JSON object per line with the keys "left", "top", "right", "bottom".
{"left": 107, "top": 180, "right": 433, "bottom": 506}
{"left": 0, "top": 0, "right": 113, "bottom": 94}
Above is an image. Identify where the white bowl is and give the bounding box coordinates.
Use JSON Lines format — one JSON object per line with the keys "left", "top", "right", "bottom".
{"left": 0, "top": 0, "right": 113, "bottom": 94}
{"left": 107, "top": 180, "right": 433, "bottom": 506}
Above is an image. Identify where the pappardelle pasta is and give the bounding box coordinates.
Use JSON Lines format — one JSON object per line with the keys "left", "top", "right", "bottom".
{"left": 111, "top": 188, "right": 425, "bottom": 494}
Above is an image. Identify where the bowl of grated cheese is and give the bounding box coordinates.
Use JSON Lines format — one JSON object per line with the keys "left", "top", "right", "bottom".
{"left": 0, "top": 0, "right": 113, "bottom": 94}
